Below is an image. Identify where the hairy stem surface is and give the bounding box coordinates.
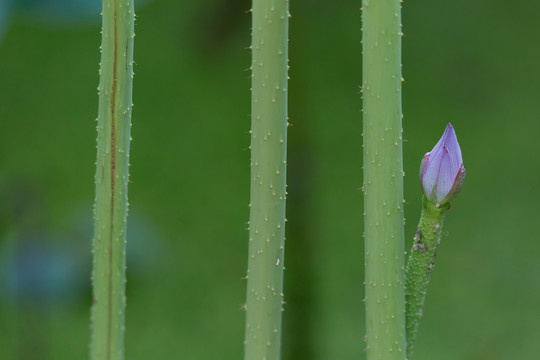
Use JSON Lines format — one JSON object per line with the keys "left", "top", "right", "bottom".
{"left": 362, "top": 0, "right": 406, "bottom": 359}
{"left": 243, "top": 1, "right": 289, "bottom": 359}
{"left": 91, "top": 1, "right": 134, "bottom": 359}
{"left": 405, "top": 196, "right": 448, "bottom": 357}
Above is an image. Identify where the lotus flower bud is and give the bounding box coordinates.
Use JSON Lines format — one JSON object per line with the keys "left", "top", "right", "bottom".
{"left": 420, "top": 123, "right": 465, "bottom": 205}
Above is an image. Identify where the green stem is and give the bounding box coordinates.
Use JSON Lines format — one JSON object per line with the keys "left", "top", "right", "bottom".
{"left": 362, "top": 0, "right": 406, "bottom": 359}
{"left": 243, "top": 1, "right": 289, "bottom": 359}
{"left": 405, "top": 196, "right": 449, "bottom": 357}
{"left": 91, "top": 1, "right": 134, "bottom": 359}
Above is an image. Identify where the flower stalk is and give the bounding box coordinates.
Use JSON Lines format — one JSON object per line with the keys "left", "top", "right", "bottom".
{"left": 243, "top": 0, "right": 289, "bottom": 359}
{"left": 404, "top": 197, "right": 448, "bottom": 357}
{"left": 362, "top": 0, "right": 406, "bottom": 359}
{"left": 90, "top": 1, "right": 135, "bottom": 359}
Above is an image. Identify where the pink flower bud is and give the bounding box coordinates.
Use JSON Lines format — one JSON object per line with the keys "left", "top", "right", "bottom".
{"left": 420, "top": 123, "right": 465, "bottom": 205}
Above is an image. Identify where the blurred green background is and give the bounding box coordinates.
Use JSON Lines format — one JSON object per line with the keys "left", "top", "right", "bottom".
{"left": 1, "top": 0, "right": 539, "bottom": 359}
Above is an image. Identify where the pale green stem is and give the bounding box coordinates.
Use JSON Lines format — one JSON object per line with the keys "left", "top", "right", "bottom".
{"left": 243, "top": 1, "right": 289, "bottom": 359}
{"left": 90, "top": 1, "right": 135, "bottom": 360}
{"left": 362, "top": 0, "right": 406, "bottom": 359}
{"left": 405, "top": 196, "right": 449, "bottom": 357}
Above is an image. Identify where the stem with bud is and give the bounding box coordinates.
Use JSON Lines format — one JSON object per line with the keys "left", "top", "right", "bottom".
{"left": 407, "top": 122, "right": 465, "bottom": 357}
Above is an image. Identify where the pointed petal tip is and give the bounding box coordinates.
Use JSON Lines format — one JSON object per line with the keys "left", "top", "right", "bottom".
{"left": 441, "top": 124, "right": 458, "bottom": 146}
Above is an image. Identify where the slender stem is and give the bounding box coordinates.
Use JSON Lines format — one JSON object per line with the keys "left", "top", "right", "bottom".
{"left": 405, "top": 196, "right": 448, "bottom": 357}
{"left": 91, "top": 1, "right": 134, "bottom": 359}
{"left": 243, "top": 1, "right": 289, "bottom": 359}
{"left": 362, "top": 0, "right": 406, "bottom": 359}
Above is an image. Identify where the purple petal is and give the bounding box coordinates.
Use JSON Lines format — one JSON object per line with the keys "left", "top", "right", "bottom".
{"left": 419, "top": 152, "right": 430, "bottom": 180}
{"left": 421, "top": 145, "right": 444, "bottom": 202}
{"left": 434, "top": 147, "right": 454, "bottom": 202}
{"left": 440, "top": 123, "right": 463, "bottom": 172}
{"left": 440, "top": 164, "right": 466, "bottom": 204}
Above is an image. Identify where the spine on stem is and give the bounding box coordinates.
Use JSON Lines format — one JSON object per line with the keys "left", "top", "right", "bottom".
{"left": 362, "top": 0, "right": 407, "bottom": 359}
{"left": 91, "top": 1, "right": 135, "bottom": 359}
{"left": 243, "top": 1, "right": 289, "bottom": 359}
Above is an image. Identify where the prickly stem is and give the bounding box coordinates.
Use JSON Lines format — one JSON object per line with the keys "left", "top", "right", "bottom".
{"left": 362, "top": 0, "right": 407, "bottom": 359}
{"left": 405, "top": 196, "right": 449, "bottom": 357}
{"left": 243, "top": 1, "right": 289, "bottom": 359}
{"left": 90, "top": 1, "right": 135, "bottom": 359}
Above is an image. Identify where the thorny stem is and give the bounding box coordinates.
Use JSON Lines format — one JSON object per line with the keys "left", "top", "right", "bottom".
{"left": 243, "top": 0, "right": 289, "bottom": 359}
{"left": 90, "top": 1, "right": 135, "bottom": 359}
{"left": 362, "top": 0, "right": 407, "bottom": 358}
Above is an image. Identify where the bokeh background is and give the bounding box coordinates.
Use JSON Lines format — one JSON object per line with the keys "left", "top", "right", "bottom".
{"left": 1, "top": 0, "right": 539, "bottom": 359}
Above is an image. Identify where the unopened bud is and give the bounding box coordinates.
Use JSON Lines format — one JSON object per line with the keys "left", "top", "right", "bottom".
{"left": 420, "top": 123, "right": 465, "bottom": 205}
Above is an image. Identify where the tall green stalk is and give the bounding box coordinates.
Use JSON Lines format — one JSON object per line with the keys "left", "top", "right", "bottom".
{"left": 362, "top": 0, "right": 406, "bottom": 359}
{"left": 243, "top": 1, "right": 289, "bottom": 359}
{"left": 91, "top": 1, "right": 134, "bottom": 359}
